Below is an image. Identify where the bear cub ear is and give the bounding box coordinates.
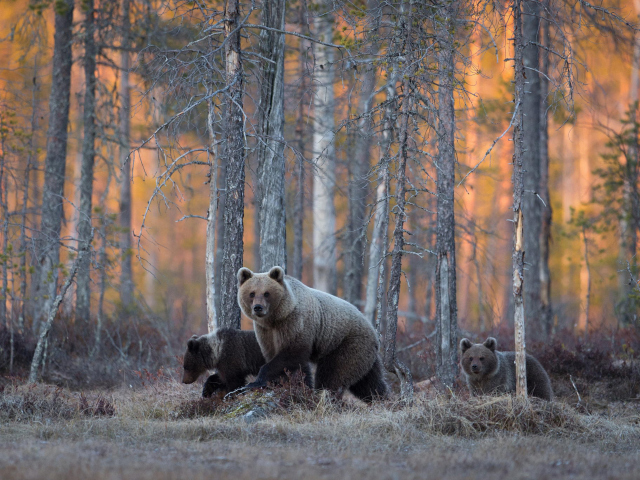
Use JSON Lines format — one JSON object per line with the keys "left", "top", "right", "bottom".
{"left": 268, "top": 266, "right": 285, "bottom": 283}
{"left": 237, "top": 267, "right": 254, "bottom": 286}
{"left": 483, "top": 337, "right": 497, "bottom": 352}
{"left": 187, "top": 335, "right": 199, "bottom": 352}
{"left": 460, "top": 338, "right": 472, "bottom": 353}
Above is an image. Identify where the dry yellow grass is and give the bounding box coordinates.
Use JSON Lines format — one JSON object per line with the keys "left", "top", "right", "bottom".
{"left": 1, "top": 381, "right": 639, "bottom": 479}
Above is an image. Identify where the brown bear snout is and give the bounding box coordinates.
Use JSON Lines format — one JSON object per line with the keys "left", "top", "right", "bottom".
{"left": 471, "top": 363, "right": 480, "bottom": 373}
{"left": 182, "top": 369, "right": 198, "bottom": 384}
{"left": 253, "top": 304, "right": 266, "bottom": 316}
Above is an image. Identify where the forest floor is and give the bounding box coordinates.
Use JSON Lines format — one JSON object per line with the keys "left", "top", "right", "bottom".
{"left": 1, "top": 378, "right": 639, "bottom": 480}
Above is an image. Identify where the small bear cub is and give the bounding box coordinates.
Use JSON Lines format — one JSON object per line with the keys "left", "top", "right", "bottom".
{"left": 460, "top": 337, "right": 553, "bottom": 401}
{"left": 182, "top": 328, "right": 265, "bottom": 397}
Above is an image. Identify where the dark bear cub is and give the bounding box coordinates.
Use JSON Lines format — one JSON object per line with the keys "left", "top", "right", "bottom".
{"left": 460, "top": 337, "right": 553, "bottom": 401}
{"left": 182, "top": 328, "right": 265, "bottom": 397}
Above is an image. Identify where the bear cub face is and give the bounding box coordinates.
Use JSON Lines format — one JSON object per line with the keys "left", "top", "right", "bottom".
{"left": 182, "top": 335, "right": 213, "bottom": 384}
{"left": 460, "top": 337, "right": 498, "bottom": 379}
{"left": 238, "top": 266, "right": 286, "bottom": 321}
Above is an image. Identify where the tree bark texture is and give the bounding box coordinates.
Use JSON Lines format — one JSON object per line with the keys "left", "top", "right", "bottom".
{"left": 33, "top": 0, "right": 75, "bottom": 329}
{"left": 435, "top": 0, "right": 459, "bottom": 388}
{"left": 220, "top": 0, "right": 245, "bottom": 329}
{"left": 539, "top": 10, "right": 553, "bottom": 335}
{"left": 119, "top": 0, "right": 134, "bottom": 310}
{"left": 312, "top": 5, "right": 337, "bottom": 295}
{"left": 257, "top": 0, "right": 287, "bottom": 272}
{"left": 512, "top": 0, "right": 528, "bottom": 401}
{"left": 522, "top": 0, "right": 542, "bottom": 338}
{"left": 76, "top": 0, "right": 97, "bottom": 321}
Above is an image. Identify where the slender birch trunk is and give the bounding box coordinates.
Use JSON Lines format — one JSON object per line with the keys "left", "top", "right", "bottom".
{"left": 511, "top": 0, "right": 528, "bottom": 400}
{"left": 435, "top": 0, "right": 459, "bottom": 387}
{"left": 76, "top": 0, "right": 97, "bottom": 321}
{"left": 312, "top": 4, "right": 337, "bottom": 295}
{"left": 219, "top": 0, "right": 245, "bottom": 329}
{"left": 119, "top": 0, "right": 134, "bottom": 310}
{"left": 33, "top": 0, "right": 75, "bottom": 331}
{"left": 257, "top": 0, "right": 287, "bottom": 272}
{"left": 582, "top": 226, "right": 591, "bottom": 340}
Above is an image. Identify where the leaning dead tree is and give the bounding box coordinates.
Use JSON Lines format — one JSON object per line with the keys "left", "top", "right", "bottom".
{"left": 29, "top": 230, "right": 94, "bottom": 383}
{"left": 510, "top": 0, "right": 528, "bottom": 400}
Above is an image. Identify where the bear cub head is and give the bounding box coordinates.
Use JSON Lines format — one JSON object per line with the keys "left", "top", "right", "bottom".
{"left": 237, "top": 266, "right": 287, "bottom": 321}
{"left": 182, "top": 334, "right": 216, "bottom": 384}
{"left": 460, "top": 337, "right": 498, "bottom": 379}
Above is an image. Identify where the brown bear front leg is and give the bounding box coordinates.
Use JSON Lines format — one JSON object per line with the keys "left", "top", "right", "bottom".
{"left": 246, "top": 346, "right": 312, "bottom": 389}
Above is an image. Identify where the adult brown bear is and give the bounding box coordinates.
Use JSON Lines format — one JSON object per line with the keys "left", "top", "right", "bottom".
{"left": 237, "top": 266, "right": 388, "bottom": 402}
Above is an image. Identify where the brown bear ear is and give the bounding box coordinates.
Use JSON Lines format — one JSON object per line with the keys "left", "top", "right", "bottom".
{"left": 237, "top": 267, "right": 254, "bottom": 286}
{"left": 483, "top": 337, "right": 497, "bottom": 352}
{"left": 460, "top": 338, "right": 472, "bottom": 353}
{"left": 187, "top": 336, "right": 199, "bottom": 352}
{"left": 268, "top": 266, "right": 285, "bottom": 283}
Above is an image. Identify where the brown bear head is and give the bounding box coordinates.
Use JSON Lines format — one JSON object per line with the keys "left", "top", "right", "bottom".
{"left": 237, "top": 266, "right": 288, "bottom": 324}
{"left": 182, "top": 334, "right": 215, "bottom": 384}
{"left": 460, "top": 337, "right": 498, "bottom": 378}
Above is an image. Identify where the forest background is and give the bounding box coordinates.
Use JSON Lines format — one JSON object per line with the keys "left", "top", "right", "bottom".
{"left": 0, "top": 0, "right": 639, "bottom": 389}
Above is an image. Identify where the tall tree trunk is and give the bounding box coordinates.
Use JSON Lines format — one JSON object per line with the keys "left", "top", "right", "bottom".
{"left": 382, "top": 0, "right": 414, "bottom": 402}
{"left": 0, "top": 117, "right": 7, "bottom": 329}
{"left": 219, "top": 0, "right": 245, "bottom": 329}
{"left": 522, "top": 0, "right": 542, "bottom": 339}
{"left": 119, "top": 0, "right": 134, "bottom": 310}
{"left": 539, "top": 7, "right": 553, "bottom": 335}
{"left": 19, "top": 56, "right": 40, "bottom": 330}
{"left": 344, "top": 0, "right": 380, "bottom": 307}
{"left": 364, "top": 78, "right": 396, "bottom": 326}
{"left": 215, "top": 156, "right": 227, "bottom": 314}
{"left": 511, "top": 0, "right": 528, "bottom": 400}
{"left": 76, "top": 0, "right": 97, "bottom": 321}
{"left": 257, "top": 0, "right": 287, "bottom": 272}
{"left": 205, "top": 99, "right": 219, "bottom": 332}
{"left": 33, "top": 0, "right": 75, "bottom": 330}
{"left": 292, "top": 5, "right": 308, "bottom": 281}
{"left": 312, "top": 4, "right": 337, "bottom": 295}
{"left": 435, "top": 0, "right": 459, "bottom": 388}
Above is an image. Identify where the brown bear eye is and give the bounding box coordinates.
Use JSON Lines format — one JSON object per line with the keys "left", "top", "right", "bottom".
{"left": 468, "top": 357, "right": 473, "bottom": 361}
{"left": 249, "top": 292, "right": 255, "bottom": 298}
{"left": 264, "top": 292, "right": 270, "bottom": 298}
{"left": 479, "top": 357, "right": 484, "bottom": 361}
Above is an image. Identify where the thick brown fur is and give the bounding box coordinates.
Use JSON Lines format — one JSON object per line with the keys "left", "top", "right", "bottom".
{"left": 460, "top": 337, "right": 553, "bottom": 401}
{"left": 182, "top": 328, "right": 265, "bottom": 397}
{"left": 237, "top": 266, "right": 388, "bottom": 402}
